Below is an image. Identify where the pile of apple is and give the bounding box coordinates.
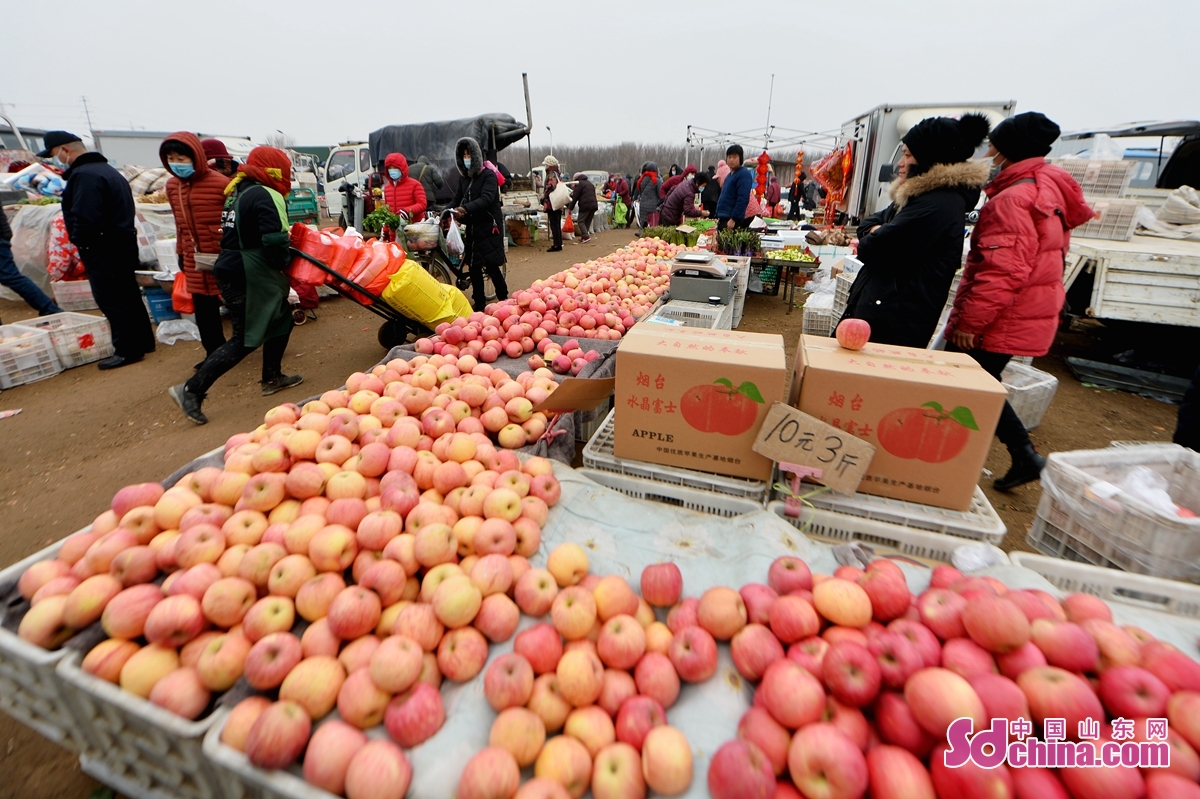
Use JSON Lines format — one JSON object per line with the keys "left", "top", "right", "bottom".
{"left": 693, "top": 557, "right": 1200, "bottom": 799}
{"left": 414, "top": 314, "right": 605, "bottom": 378}
{"left": 451, "top": 548, "right": 698, "bottom": 799}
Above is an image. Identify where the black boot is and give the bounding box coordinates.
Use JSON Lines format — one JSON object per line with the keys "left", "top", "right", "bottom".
{"left": 993, "top": 443, "right": 1046, "bottom": 491}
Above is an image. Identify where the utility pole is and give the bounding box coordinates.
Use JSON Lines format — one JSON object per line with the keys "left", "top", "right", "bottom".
{"left": 81, "top": 95, "right": 95, "bottom": 134}
{"left": 764, "top": 74, "right": 775, "bottom": 152}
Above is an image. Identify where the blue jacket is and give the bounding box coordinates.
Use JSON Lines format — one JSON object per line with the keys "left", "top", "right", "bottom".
{"left": 716, "top": 166, "right": 752, "bottom": 220}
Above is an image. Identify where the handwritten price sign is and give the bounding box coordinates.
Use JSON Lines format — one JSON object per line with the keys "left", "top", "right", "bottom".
{"left": 753, "top": 403, "right": 875, "bottom": 495}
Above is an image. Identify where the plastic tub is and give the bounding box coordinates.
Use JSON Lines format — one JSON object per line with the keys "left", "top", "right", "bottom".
{"left": 143, "top": 288, "right": 181, "bottom": 323}
{"left": 1001, "top": 361, "right": 1058, "bottom": 430}
{"left": 51, "top": 279, "right": 99, "bottom": 311}
{"left": 13, "top": 312, "right": 114, "bottom": 368}
{"left": 643, "top": 299, "right": 733, "bottom": 330}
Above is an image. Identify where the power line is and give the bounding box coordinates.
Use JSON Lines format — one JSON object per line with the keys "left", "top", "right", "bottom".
{"left": 82, "top": 96, "right": 95, "bottom": 133}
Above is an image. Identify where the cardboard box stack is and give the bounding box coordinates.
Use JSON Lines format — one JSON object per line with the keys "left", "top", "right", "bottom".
{"left": 789, "top": 336, "right": 1006, "bottom": 511}
{"left": 615, "top": 326, "right": 787, "bottom": 480}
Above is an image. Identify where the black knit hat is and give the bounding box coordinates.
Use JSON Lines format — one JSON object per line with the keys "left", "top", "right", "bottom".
{"left": 901, "top": 114, "right": 991, "bottom": 166}
{"left": 989, "top": 112, "right": 1061, "bottom": 162}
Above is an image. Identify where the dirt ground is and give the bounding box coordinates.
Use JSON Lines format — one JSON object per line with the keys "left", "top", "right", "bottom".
{"left": 0, "top": 223, "right": 1180, "bottom": 796}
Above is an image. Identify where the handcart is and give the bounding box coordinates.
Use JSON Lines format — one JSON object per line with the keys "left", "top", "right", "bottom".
{"left": 288, "top": 247, "right": 433, "bottom": 349}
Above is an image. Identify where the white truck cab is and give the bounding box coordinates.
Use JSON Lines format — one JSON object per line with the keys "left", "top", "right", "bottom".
{"left": 322, "top": 142, "right": 373, "bottom": 219}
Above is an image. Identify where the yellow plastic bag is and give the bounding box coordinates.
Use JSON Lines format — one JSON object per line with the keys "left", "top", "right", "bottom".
{"left": 382, "top": 261, "right": 473, "bottom": 328}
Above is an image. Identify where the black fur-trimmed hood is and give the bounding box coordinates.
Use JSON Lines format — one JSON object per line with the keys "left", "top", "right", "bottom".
{"left": 455, "top": 137, "right": 483, "bottom": 178}
{"left": 891, "top": 160, "right": 991, "bottom": 209}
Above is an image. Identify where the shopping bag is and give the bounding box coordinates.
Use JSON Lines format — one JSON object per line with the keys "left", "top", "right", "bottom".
{"left": 613, "top": 198, "right": 628, "bottom": 227}
{"left": 445, "top": 218, "right": 465, "bottom": 256}
{"left": 563, "top": 212, "right": 574, "bottom": 234}
{"left": 171, "top": 271, "right": 195, "bottom": 314}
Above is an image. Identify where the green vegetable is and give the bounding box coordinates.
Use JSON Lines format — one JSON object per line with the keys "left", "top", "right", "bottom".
{"left": 765, "top": 249, "right": 815, "bottom": 262}
{"left": 715, "top": 229, "right": 761, "bottom": 257}
{"left": 643, "top": 226, "right": 700, "bottom": 247}
{"left": 362, "top": 203, "right": 401, "bottom": 234}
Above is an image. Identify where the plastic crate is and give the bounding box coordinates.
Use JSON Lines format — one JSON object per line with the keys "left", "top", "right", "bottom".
{"left": 1074, "top": 196, "right": 1141, "bottom": 241}
{"left": 0, "top": 539, "right": 89, "bottom": 753}
{"left": 732, "top": 295, "right": 744, "bottom": 329}
{"left": 0, "top": 324, "right": 62, "bottom": 389}
{"left": 776, "top": 480, "right": 1006, "bottom": 545}
{"left": 51, "top": 279, "right": 99, "bottom": 311}
{"left": 58, "top": 655, "right": 225, "bottom": 799}
{"left": 1049, "top": 159, "right": 1137, "bottom": 197}
{"left": 767, "top": 502, "right": 1003, "bottom": 566}
{"left": 833, "top": 271, "right": 857, "bottom": 319}
{"left": 802, "top": 303, "right": 835, "bottom": 336}
{"left": 578, "top": 469, "right": 765, "bottom": 518}
{"left": 644, "top": 299, "right": 733, "bottom": 330}
{"left": 747, "top": 260, "right": 782, "bottom": 296}
{"left": 724, "top": 256, "right": 751, "bottom": 301}
{"left": 203, "top": 710, "right": 350, "bottom": 799}
{"left": 13, "top": 311, "right": 114, "bottom": 368}
{"left": 1028, "top": 443, "right": 1200, "bottom": 583}
{"left": 583, "top": 409, "right": 770, "bottom": 502}
{"left": 1001, "top": 361, "right": 1058, "bottom": 430}
{"left": 143, "top": 287, "right": 181, "bottom": 323}
{"left": 1008, "top": 551, "right": 1200, "bottom": 620}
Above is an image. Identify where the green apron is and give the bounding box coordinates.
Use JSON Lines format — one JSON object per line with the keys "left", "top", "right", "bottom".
{"left": 238, "top": 186, "right": 293, "bottom": 349}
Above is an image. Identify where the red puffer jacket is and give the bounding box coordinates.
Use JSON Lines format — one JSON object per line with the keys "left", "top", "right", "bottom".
{"left": 947, "top": 159, "right": 1094, "bottom": 357}
{"left": 382, "top": 153, "right": 427, "bottom": 221}
{"left": 159, "top": 131, "right": 227, "bottom": 296}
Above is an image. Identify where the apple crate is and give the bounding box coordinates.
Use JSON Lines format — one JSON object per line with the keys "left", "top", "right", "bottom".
{"left": 643, "top": 299, "right": 733, "bottom": 330}
{"left": 583, "top": 409, "right": 770, "bottom": 502}
{"left": 773, "top": 477, "right": 1005, "bottom": 546}
{"left": 1027, "top": 444, "right": 1200, "bottom": 583}
{"left": 0, "top": 538, "right": 92, "bottom": 754}
{"left": 832, "top": 271, "right": 857, "bottom": 319}
{"left": 1001, "top": 361, "right": 1058, "bottom": 430}
{"left": 767, "top": 502, "right": 1003, "bottom": 566}
{"left": 578, "top": 468, "right": 765, "bottom": 518}
{"left": 57, "top": 655, "right": 225, "bottom": 799}
{"left": 13, "top": 311, "right": 115, "bottom": 368}
{"left": 1008, "top": 552, "right": 1200, "bottom": 621}
{"left": 801, "top": 303, "right": 835, "bottom": 337}
{"left": 51, "top": 279, "right": 99, "bottom": 311}
{"left": 0, "top": 323, "right": 62, "bottom": 388}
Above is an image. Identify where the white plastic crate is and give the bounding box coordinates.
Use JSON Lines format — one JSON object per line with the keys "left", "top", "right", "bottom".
{"left": 51, "top": 279, "right": 98, "bottom": 311}
{"left": 1009, "top": 552, "right": 1200, "bottom": 621}
{"left": 767, "top": 502, "right": 1004, "bottom": 566}
{"left": 775, "top": 479, "right": 1005, "bottom": 545}
{"left": 1029, "top": 444, "right": 1200, "bottom": 583}
{"left": 578, "top": 469, "right": 764, "bottom": 518}
{"left": 644, "top": 299, "right": 732, "bottom": 330}
{"left": 1074, "top": 196, "right": 1141, "bottom": 241}
{"left": 58, "top": 655, "right": 225, "bottom": 799}
{"left": 1001, "top": 361, "right": 1058, "bottom": 430}
{"left": 575, "top": 396, "right": 613, "bottom": 444}
{"left": 833, "top": 271, "right": 857, "bottom": 319}
{"left": 0, "top": 324, "right": 62, "bottom": 389}
{"left": 802, "top": 303, "right": 835, "bottom": 336}
{"left": 1049, "top": 159, "right": 1137, "bottom": 197}
{"left": 0, "top": 539, "right": 89, "bottom": 754}
{"left": 583, "top": 409, "right": 770, "bottom": 502}
{"left": 13, "top": 311, "right": 114, "bottom": 368}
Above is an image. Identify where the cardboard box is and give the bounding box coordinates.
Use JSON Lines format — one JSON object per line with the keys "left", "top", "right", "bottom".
{"left": 789, "top": 336, "right": 1007, "bottom": 510}
{"left": 615, "top": 325, "right": 786, "bottom": 480}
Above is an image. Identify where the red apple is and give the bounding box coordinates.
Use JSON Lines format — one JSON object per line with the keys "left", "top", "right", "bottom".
{"left": 866, "top": 745, "right": 935, "bottom": 799}
{"left": 245, "top": 700, "right": 312, "bottom": 769}
{"left": 835, "top": 318, "right": 871, "bottom": 350}
{"left": 787, "top": 723, "right": 868, "bottom": 799}
{"left": 758, "top": 659, "right": 825, "bottom": 730}
{"left": 640, "top": 562, "right": 683, "bottom": 607}
{"left": 768, "top": 556, "right": 812, "bottom": 594}
{"left": 708, "top": 739, "right": 776, "bottom": 799}
{"left": 822, "top": 642, "right": 881, "bottom": 707}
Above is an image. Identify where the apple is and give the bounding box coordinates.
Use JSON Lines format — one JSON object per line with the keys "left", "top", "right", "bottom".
{"left": 640, "top": 725, "right": 692, "bottom": 796}
{"left": 218, "top": 696, "right": 272, "bottom": 753}
{"left": 326, "top": 587, "right": 381, "bottom": 640}
{"left": 458, "top": 746, "right": 521, "bottom": 799}
{"left": 515, "top": 622, "right": 565, "bottom": 675}
{"left": 591, "top": 576, "right": 638, "bottom": 624}
{"left": 768, "top": 556, "right": 813, "bottom": 594}
{"left": 196, "top": 630, "right": 252, "bottom": 691}
{"left": 393, "top": 602, "right": 445, "bottom": 652}
{"left": 768, "top": 595, "right": 820, "bottom": 645}
{"left": 1029, "top": 618, "right": 1100, "bottom": 672}
{"left": 243, "top": 631, "right": 302, "bottom": 690}
{"left": 835, "top": 318, "right": 871, "bottom": 350}
{"left": 556, "top": 648, "right": 605, "bottom": 707}
{"left": 996, "top": 640, "right": 1048, "bottom": 679}
{"left": 296, "top": 572, "right": 346, "bottom": 621}
{"left": 547, "top": 542, "right": 589, "bottom": 587}
{"left": 868, "top": 630, "right": 923, "bottom": 689}
{"left": 143, "top": 593, "right": 205, "bottom": 647}
{"left": 757, "top": 659, "right": 825, "bottom": 730}
{"left": 309, "top": 524, "right": 359, "bottom": 573}
{"left": 1083, "top": 619, "right": 1143, "bottom": 670}
{"left": 866, "top": 745, "right": 935, "bottom": 799}
{"left": 342, "top": 739, "right": 411, "bottom": 799}
{"left": 437, "top": 626, "right": 489, "bottom": 682}
{"left": 1018, "top": 666, "right": 1106, "bottom": 737}
{"left": 336, "top": 636, "right": 379, "bottom": 675}
{"left": 788, "top": 723, "right": 868, "bottom": 799}
{"left": 564, "top": 705, "right": 615, "bottom": 760}
{"left": 697, "top": 586, "right": 748, "bottom": 641}
{"left": 515, "top": 568, "right": 559, "bottom": 616}
{"left": 490, "top": 706, "right": 547, "bottom": 767}
{"left": 860, "top": 569, "right": 909, "bottom": 623}
{"left": 1146, "top": 773, "right": 1200, "bottom": 799}
{"left": 597, "top": 614, "right": 647, "bottom": 671}
{"left": 916, "top": 588, "right": 968, "bottom": 641}
{"left": 100, "top": 583, "right": 163, "bottom": 640}
{"left": 534, "top": 735, "right": 593, "bottom": 799}
{"left": 813, "top": 579, "right": 872, "bottom": 628}
{"left": 112, "top": 481, "right": 164, "bottom": 518}
{"left": 903, "top": 667, "right": 986, "bottom": 738}
{"left": 941, "top": 637, "right": 997, "bottom": 678}
{"left": 552, "top": 586, "right": 598, "bottom": 641}
{"left": 241, "top": 595, "right": 295, "bottom": 643}
{"left": 474, "top": 593, "right": 520, "bottom": 643}
{"left": 484, "top": 652, "right": 535, "bottom": 711}
{"left": 529, "top": 473, "right": 562, "bottom": 506}
{"left": 1062, "top": 592, "right": 1113, "bottom": 624}
{"left": 709, "top": 739, "right": 776, "bottom": 799}
{"left": 1096, "top": 665, "right": 1170, "bottom": 719}
{"left": 333, "top": 666, "right": 390, "bottom": 730}
{"left": 302, "top": 719, "right": 368, "bottom": 796}
{"left": 245, "top": 700, "right": 311, "bottom": 769}
{"left": 665, "top": 599, "right": 698, "bottom": 633}
{"left": 616, "top": 694, "right": 666, "bottom": 752}
{"left": 279, "top": 655, "right": 346, "bottom": 719}
{"left": 591, "top": 742, "right": 645, "bottom": 799}
{"left": 961, "top": 594, "right": 1030, "bottom": 654}
{"left": 822, "top": 642, "right": 881, "bottom": 707}
{"left": 875, "top": 691, "right": 935, "bottom": 758}
{"left": 81, "top": 638, "right": 141, "bottom": 683}
{"left": 529, "top": 673, "right": 573, "bottom": 733}
{"left": 1145, "top": 648, "right": 1200, "bottom": 692}
{"left": 119, "top": 643, "right": 180, "bottom": 698}
{"left": 149, "top": 666, "right": 211, "bottom": 720}
{"left": 731, "top": 623, "right": 786, "bottom": 682}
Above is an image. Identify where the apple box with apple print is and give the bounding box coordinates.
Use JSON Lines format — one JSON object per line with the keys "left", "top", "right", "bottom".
{"left": 789, "top": 335, "right": 1007, "bottom": 511}
{"left": 615, "top": 325, "right": 786, "bottom": 480}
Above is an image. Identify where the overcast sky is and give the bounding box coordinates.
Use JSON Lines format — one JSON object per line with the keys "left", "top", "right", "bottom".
{"left": 4, "top": 0, "right": 1197, "bottom": 154}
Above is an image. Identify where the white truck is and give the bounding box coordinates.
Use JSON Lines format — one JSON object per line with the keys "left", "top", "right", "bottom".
{"left": 838, "top": 102, "right": 1016, "bottom": 224}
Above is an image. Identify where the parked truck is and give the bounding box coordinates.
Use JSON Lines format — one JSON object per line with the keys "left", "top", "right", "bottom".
{"left": 838, "top": 102, "right": 1016, "bottom": 223}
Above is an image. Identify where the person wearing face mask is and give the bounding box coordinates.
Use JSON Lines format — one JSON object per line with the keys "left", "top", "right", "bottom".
{"left": 160, "top": 132, "right": 229, "bottom": 358}
{"left": 946, "top": 112, "right": 1094, "bottom": 491}
{"left": 201, "top": 138, "right": 239, "bottom": 179}
{"left": 840, "top": 114, "right": 992, "bottom": 349}
{"left": 44, "top": 130, "right": 155, "bottom": 369}
{"left": 451, "top": 137, "right": 509, "bottom": 311}
{"left": 380, "top": 153, "right": 427, "bottom": 223}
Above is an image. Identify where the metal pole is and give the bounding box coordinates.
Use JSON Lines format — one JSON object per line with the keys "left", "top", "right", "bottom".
{"left": 522, "top": 73, "right": 534, "bottom": 179}
{"left": 764, "top": 74, "right": 775, "bottom": 152}
{"left": 0, "top": 112, "right": 28, "bottom": 151}
{"left": 546, "top": 126, "right": 553, "bottom": 157}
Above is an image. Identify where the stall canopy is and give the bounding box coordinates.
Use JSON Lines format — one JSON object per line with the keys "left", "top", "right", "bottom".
{"left": 369, "top": 114, "right": 529, "bottom": 202}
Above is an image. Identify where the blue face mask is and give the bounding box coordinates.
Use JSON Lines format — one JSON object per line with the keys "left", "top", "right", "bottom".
{"left": 50, "top": 155, "right": 68, "bottom": 170}
{"left": 463, "top": 158, "right": 472, "bottom": 170}
{"left": 169, "top": 162, "right": 195, "bottom": 179}
{"left": 388, "top": 168, "right": 401, "bottom": 180}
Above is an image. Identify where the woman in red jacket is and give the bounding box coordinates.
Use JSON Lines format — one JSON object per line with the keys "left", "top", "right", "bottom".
{"left": 160, "top": 131, "right": 229, "bottom": 357}
{"left": 946, "top": 112, "right": 1095, "bottom": 490}
{"left": 381, "top": 153, "right": 427, "bottom": 222}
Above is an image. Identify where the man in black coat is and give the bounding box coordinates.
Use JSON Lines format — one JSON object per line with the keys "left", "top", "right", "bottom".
{"left": 451, "top": 137, "right": 509, "bottom": 311}
{"left": 46, "top": 131, "right": 155, "bottom": 368}
{"left": 567, "top": 173, "right": 599, "bottom": 243}
{"left": 840, "top": 114, "right": 991, "bottom": 348}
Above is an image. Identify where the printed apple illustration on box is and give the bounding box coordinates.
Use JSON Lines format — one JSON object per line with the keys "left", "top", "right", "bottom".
{"left": 878, "top": 401, "right": 979, "bottom": 463}
{"left": 681, "top": 378, "right": 765, "bottom": 436}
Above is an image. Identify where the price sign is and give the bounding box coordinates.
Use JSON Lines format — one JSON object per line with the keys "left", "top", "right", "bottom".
{"left": 752, "top": 403, "right": 875, "bottom": 496}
